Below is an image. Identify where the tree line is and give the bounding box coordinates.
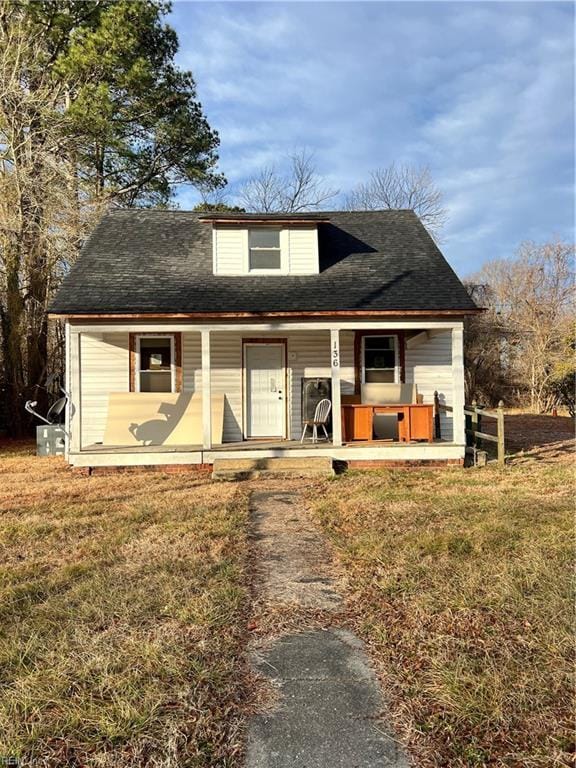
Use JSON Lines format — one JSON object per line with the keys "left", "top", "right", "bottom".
{"left": 465, "top": 240, "right": 574, "bottom": 415}
{"left": 201, "top": 149, "right": 447, "bottom": 242}
{"left": 1, "top": 1, "right": 573, "bottom": 436}
{"left": 0, "top": 0, "right": 223, "bottom": 435}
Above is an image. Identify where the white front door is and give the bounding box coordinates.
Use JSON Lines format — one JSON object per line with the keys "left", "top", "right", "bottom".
{"left": 244, "top": 344, "right": 286, "bottom": 438}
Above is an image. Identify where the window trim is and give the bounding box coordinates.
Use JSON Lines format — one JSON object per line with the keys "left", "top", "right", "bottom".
{"left": 136, "top": 334, "right": 175, "bottom": 393}
{"left": 361, "top": 334, "right": 399, "bottom": 385}
{"left": 354, "top": 332, "right": 405, "bottom": 393}
{"left": 129, "top": 333, "right": 182, "bottom": 393}
{"left": 246, "top": 227, "right": 287, "bottom": 274}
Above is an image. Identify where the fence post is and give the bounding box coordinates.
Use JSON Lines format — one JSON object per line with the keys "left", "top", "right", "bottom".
{"left": 433, "top": 390, "right": 441, "bottom": 439}
{"left": 471, "top": 399, "right": 478, "bottom": 449}
{"left": 497, "top": 400, "right": 505, "bottom": 466}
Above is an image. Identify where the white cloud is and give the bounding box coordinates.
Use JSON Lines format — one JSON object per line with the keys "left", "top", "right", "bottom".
{"left": 169, "top": 0, "right": 575, "bottom": 274}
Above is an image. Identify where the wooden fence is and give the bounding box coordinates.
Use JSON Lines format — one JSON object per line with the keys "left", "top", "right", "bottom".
{"left": 434, "top": 393, "right": 506, "bottom": 466}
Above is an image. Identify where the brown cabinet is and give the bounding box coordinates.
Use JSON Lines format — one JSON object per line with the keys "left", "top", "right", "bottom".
{"left": 342, "top": 405, "right": 375, "bottom": 442}
{"left": 408, "top": 405, "right": 434, "bottom": 441}
{"left": 341, "top": 404, "right": 433, "bottom": 443}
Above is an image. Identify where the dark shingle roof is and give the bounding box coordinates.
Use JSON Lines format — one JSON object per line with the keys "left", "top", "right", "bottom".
{"left": 50, "top": 209, "right": 478, "bottom": 315}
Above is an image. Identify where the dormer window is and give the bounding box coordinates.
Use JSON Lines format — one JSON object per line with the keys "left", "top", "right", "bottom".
{"left": 249, "top": 229, "right": 282, "bottom": 271}
{"left": 203, "top": 214, "right": 326, "bottom": 275}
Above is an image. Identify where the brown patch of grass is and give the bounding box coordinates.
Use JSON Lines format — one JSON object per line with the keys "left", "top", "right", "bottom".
{"left": 478, "top": 413, "right": 575, "bottom": 465}
{"left": 308, "top": 462, "right": 574, "bottom": 767}
{"left": 0, "top": 443, "right": 252, "bottom": 766}
{"left": 247, "top": 601, "right": 346, "bottom": 649}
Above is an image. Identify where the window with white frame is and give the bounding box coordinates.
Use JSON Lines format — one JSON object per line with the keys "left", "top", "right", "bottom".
{"left": 137, "top": 336, "right": 174, "bottom": 392}
{"left": 248, "top": 228, "right": 282, "bottom": 271}
{"left": 362, "top": 335, "right": 398, "bottom": 383}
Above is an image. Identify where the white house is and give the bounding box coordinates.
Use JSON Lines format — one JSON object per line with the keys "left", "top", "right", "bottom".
{"left": 49, "top": 209, "right": 480, "bottom": 470}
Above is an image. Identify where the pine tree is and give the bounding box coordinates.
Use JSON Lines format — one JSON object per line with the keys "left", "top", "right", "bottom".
{"left": 0, "top": 1, "right": 223, "bottom": 434}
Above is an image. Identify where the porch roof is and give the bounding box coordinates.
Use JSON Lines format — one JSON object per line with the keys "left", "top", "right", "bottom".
{"left": 50, "top": 210, "right": 479, "bottom": 316}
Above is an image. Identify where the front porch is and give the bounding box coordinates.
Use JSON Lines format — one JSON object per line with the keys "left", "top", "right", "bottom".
{"left": 66, "top": 319, "right": 466, "bottom": 468}
{"left": 74, "top": 436, "right": 464, "bottom": 468}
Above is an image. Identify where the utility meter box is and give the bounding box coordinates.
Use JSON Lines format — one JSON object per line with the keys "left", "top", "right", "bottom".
{"left": 36, "top": 425, "right": 66, "bottom": 457}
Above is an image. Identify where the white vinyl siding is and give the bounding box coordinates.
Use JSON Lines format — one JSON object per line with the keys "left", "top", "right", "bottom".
{"left": 287, "top": 331, "right": 354, "bottom": 438}
{"left": 179, "top": 331, "right": 354, "bottom": 442}
{"left": 79, "top": 332, "right": 203, "bottom": 446}
{"left": 80, "top": 333, "right": 129, "bottom": 446}
{"left": 213, "top": 226, "right": 319, "bottom": 275}
{"left": 213, "top": 227, "right": 245, "bottom": 275}
{"left": 210, "top": 333, "right": 244, "bottom": 442}
{"left": 287, "top": 227, "right": 319, "bottom": 274}
{"left": 180, "top": 332, "right": 244, "bottom": 443}
{"left": 182, "top": 332, "right": 202, "bottom": 392}
{"left": 75, "top": 326, "right": 457, "bottom": 448}
{"left": 405, "top": 330, "right": 454, "bottom": 441}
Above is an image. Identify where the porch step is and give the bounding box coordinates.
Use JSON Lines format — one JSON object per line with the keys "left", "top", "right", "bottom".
{"left": 212, "top": 457, "right": 334, "bottom": 481}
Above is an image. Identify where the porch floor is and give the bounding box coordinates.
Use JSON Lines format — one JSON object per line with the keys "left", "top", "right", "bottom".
{"left": 71, "top": 437, "right": 463, "bottom": 468}
{"left": 81, "top": 438, "right": 449, "bottom": 454}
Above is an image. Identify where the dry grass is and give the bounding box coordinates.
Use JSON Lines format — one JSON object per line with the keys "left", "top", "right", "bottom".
{"left": 309, "top": 460, "right": 575, "bottom": 767}
{"left": 0, "top": 442, "right": 251, "bottom": 767}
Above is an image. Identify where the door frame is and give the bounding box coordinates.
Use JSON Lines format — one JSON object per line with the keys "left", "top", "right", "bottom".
{"left": 242, "top": 338, "right": 288, "bottom": 440}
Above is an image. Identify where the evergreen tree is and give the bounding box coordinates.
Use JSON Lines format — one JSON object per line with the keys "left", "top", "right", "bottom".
{"left": 0, "top": 1, "right": 223, "bottom": 434}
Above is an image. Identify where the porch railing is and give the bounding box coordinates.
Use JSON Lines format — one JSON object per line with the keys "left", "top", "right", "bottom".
{"left": 434, "top": 392, "right": 506, "bottom": 466}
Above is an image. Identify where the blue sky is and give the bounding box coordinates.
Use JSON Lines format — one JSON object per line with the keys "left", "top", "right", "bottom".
{"left": 169, "top": 1, "right": 575, "bottom": 276}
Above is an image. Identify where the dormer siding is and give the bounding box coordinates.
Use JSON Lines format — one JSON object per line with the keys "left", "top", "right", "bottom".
{"left": 212, "top": 225, "right": 319, "bottom": 276}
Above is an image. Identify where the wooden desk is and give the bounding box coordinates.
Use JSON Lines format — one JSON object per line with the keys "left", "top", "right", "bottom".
{"left": 341, "top": 404, "right": 434, "bottom": 442}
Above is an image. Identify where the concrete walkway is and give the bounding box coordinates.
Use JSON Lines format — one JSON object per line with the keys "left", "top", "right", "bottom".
{"left": 250, "top": 489, "right": 342, "bottom": 610}
{"left": 246, "top": 488, "right": 409, "bottom": 768}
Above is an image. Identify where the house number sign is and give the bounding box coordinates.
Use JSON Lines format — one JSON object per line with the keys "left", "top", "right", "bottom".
{"left": 331, "top": 340, "right": 340, "bottom": 368}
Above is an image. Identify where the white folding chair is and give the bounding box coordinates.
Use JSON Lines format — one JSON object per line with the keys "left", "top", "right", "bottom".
{"left": 300, "top": 398, "right": 332, "bottom": 443}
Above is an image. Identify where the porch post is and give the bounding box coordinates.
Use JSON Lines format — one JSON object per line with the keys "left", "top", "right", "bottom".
{"left": 451, "top": 323, "right": 466, "bottom": 445}
{"left": 330, "top": 329, "right": 342, "bottom": 446}
{"left": 64, "top": 321, "right": 71, "bottom": 459}
{"left": 69, "top": 328, "right": 81, "bottom": 454}
{"left": 201, "top": 329, "right": 212, "bottom": 450}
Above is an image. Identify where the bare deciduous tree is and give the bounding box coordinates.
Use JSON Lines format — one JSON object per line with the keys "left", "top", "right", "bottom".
{"left": 467, "top": 240, "right": 575, "bottom": 412}
{"left": 344, "top": 163, "right": 447, "bottom": 240}
{"left": 463, "top": 283, "right": 510, "bottom": 404}
{"left": 239, "top": 150, "right": 338, "bottom": 213}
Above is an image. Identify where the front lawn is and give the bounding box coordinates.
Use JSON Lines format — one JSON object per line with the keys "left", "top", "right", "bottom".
{"left": 310, "top": 460, "right": 574, "bottom": 767}
{"left": 0, "top": 443, "right": 250, "bottom": 767}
